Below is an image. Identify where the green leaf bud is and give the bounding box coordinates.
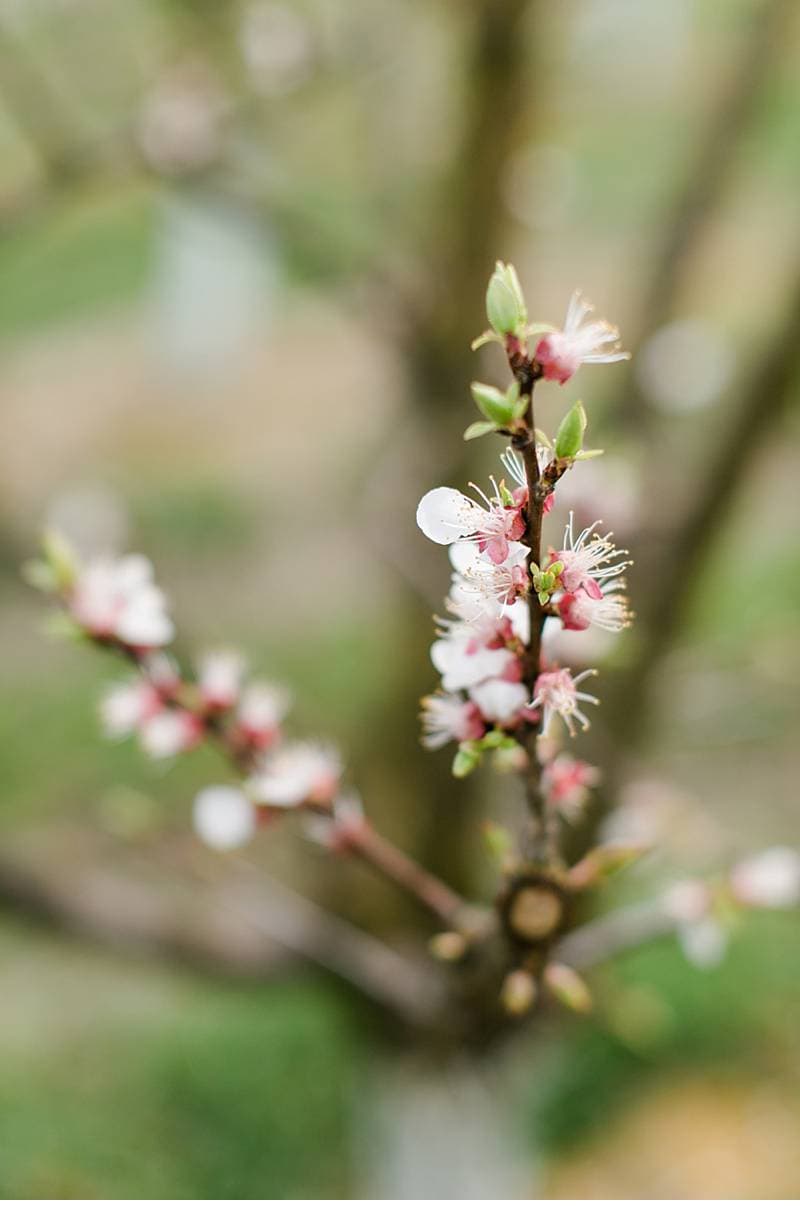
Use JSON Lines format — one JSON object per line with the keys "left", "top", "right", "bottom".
{"left": 463, "top": 420, "right": 497, "bottom": 441}
{"left": 486, "top": 261, "right": 527, "bottom": 336}
{"left": 470, "top": 382, "right": 515, "bottom": 426}
{"left": 41, "top": 530, "right": 78, "bottom": 592}
{"left": 452, "top": 742, "right": 481, "bottom": 779}
{"left": 554, "top": 401, "right": 587, "bottom": 460}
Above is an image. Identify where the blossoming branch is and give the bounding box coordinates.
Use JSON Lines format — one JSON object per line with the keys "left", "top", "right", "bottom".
{"left": 23, "top": 533, "right": 470, "bottom": 929}
{"left": 413, "top": 263, "right": 642, "bottom": 1009}
{"left": 24, "top": 262, "right": 800, "bottom": 1023}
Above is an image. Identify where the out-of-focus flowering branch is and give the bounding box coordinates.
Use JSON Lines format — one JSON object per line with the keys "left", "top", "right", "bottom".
{"left": 24, "top": 532, "right": 472, "bottom": 933}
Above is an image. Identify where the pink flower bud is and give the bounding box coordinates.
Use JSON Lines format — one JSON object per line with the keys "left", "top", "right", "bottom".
{"left": 535, "top": 290, "right": 629, "bottom": 385}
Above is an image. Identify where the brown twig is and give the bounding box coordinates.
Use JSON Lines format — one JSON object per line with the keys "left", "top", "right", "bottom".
{"left": 0, "top": 839, "right": 448, "bottom": 1027}
{"left": 105, "top": 636, "right": 475, "bottom": 931}
{"left": 505, "top": 342, "right": 555, "bottom": 864}
{"left": 346, "top": 821, "right": 472, "bottom": 929}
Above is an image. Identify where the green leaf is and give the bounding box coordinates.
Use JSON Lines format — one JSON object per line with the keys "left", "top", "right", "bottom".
{"left": 485, "top": 261, "right": 526, "bottom": 335}
{"left": 470, "top": 329, "right": 501, "bottom": 352}
{"left": 555, "top": 401, "right": 587, "bottom": 460}
{"left": 452, "top": 743, "right": 481, "bottom": 778}
{"left": 470, "top": 381, "right": 514, "bottom": 426}
{"left": 41, "top": 529, "right": 78, "bottom": 591}
{"left": 511, "top": 392, "right": 529, "bottom": 420}
{"left": 463, "top": 420, "right": 497, "bottom": 441}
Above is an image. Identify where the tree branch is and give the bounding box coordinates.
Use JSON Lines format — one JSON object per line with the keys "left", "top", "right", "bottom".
{"left": 554, "top": 900, "right": 675, "bottom": 971}
{"left": 0, "top": 838, "right": 448, "bottom": 1029}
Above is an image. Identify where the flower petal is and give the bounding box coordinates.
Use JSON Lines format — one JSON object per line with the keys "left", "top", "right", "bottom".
{"left": 416, "top": 488, "right": 485, "bottom": 545}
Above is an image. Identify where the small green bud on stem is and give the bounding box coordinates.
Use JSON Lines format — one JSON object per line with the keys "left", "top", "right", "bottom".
{"left": 554, "top": 401, "right": 588, "bottom": 460}
{"left": 486, "top": 261, "right": 527, "bottom": 337}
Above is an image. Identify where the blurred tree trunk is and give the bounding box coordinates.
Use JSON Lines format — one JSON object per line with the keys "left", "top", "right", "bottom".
{"left": 366, "top": 0, "right": 541, "bottom": 896}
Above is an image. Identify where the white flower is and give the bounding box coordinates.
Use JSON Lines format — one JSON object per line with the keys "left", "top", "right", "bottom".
{"left": 99, "top": 678, "right": 161, "bottom": 739}
{"left": 430, "top": 633, "right": 514, "bottom": 692}
{"left": 436, "top": 594, "right": 516, "bottom": 647}
{"left": 193, "top": 785, "right": 257, "bottom": 850}
{"left": 557, "top": 585, "right": 632, "bottom": 633}
{"left": 248, "top": 742, "right": 342, "bottom": 807}
{"left": 556, "top": 513, "right": 631, "bottom": 597}
{"left": 197, "top": 649, "right": 246, "bottom": 711}
{"left": 535, "top": 290, "right": 629, "bottom": 385}
{"left": 420, "top": 692, "right": 483, "bottom": 750}
{"left": 416, "top": 481, "right": 525, "bottom": 565}
{"left": 530, "top": 666, "right": 599, "bottom": 736}
{"left": 139, "top": 708, "right": 201, "bottom": 759}
{"left": 237, "top": 682, "right": 291, "bottom": 747}
{"left": 70, "top": 554, "right": 174, "bottom": 648}
{"left": 502, "top": 598, "right": 531, "bottom": 645}
{"left": 450, "top": 540, "right": 530, "bottom": 614}
{"left": 468, "top": 678, "right": 529, "bottom": 726}
{"left": 730, "top": 847, "right": 800, "bottom": 909}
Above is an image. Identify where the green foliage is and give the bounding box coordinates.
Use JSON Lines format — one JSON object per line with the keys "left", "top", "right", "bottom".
{"left": 0, "top": 961, "right": 357, "bottom": 1198}
{"left": 554, "top": 401, "right": 587, "bottom": 460}
{"left": 523, "top": 913, "right": 800, "bottom": 1157}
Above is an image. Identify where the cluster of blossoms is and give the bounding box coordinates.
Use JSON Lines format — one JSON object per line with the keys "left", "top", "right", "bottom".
{"left": 416, "top": 267, "right": 634, "bottom": 852}
{"left": 26, "top": 535, "right": 345, "bottom": 853}
{"left": 100, "top": 647, "right": 291, "bottom": 763}
{"left": 417, "top": 476, "right": 629, "bottom": 802}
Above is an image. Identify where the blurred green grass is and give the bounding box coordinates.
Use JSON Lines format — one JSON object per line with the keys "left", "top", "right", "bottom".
{"left": 524, "top": 912, "right": 800, "bottom": 1156}
{"left": 0, "top": 923, "right": 357, "bottom": 1198}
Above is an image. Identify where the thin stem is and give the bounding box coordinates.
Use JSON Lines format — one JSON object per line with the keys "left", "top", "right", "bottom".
{"left": 507, "top": 343, "right": 555, "bottom": 864}
{"left": 347, "top": 820, "right": 470, "bottom": 929}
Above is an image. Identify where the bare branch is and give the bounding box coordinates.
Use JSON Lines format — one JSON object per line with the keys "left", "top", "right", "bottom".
{"left": 0, "top": 841, "right": 448, "bottom": 1028}
{"left": 555, "top": 901, "right": 675, "bottom": 971}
